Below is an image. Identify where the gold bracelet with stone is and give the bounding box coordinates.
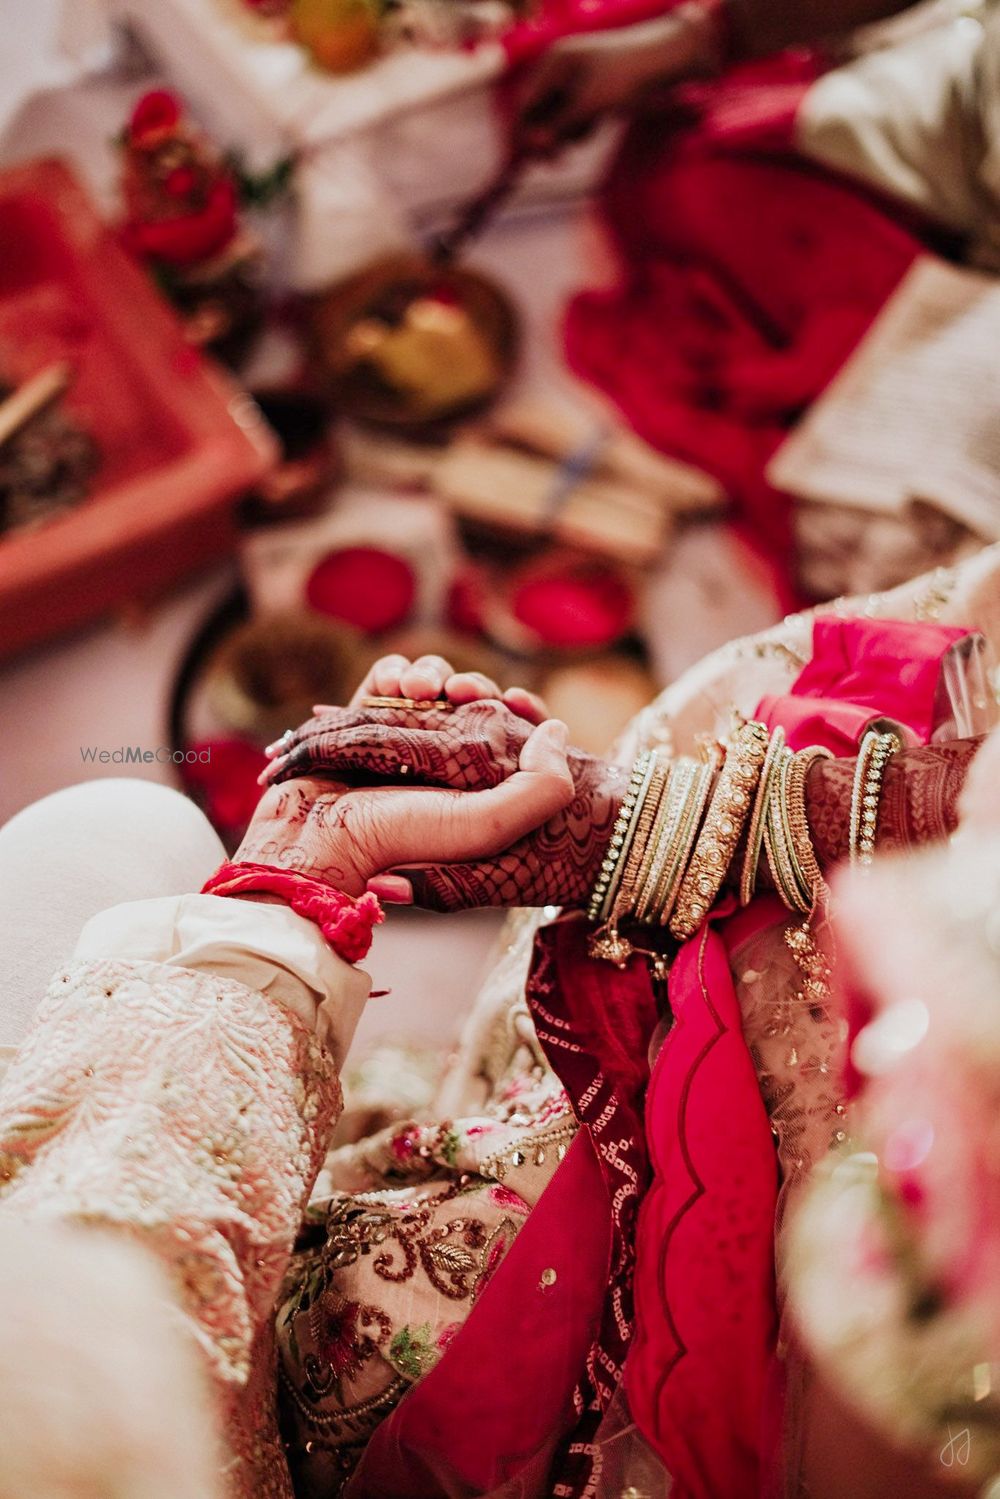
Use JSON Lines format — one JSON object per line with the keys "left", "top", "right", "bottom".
{"left": 785, "top": 744, "right": 833, "bottom": 910}
{"left": 615, "top": 754, "right": 672, "bottom": 922}
{"left": 612, "top": 753, "right": 670, "bottom": 922}
{"left": 739, "top": 725, "right": 785, "bottom": 906}
{"left": 587, "top": 750, "right": 654, "bottom": 922}
{"left": 669, "top": 720, "right": 769, "bottom": 940}
{"left": 849, "top": 728, "right": 902, "bottom": 867}
{"left": 763, "top": 746, "right": 811, "bottom": 913}
{"left": 634, "top": 757, "right": 698, "bottom": 924}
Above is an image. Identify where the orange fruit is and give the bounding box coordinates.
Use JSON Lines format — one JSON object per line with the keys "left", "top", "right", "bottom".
{"left": 291, "top": 0, "right": 381, "bottom": 72}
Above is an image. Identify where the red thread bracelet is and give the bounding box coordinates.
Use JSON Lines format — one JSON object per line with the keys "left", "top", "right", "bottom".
{"left": 201, "top": 862, "right": 384, "bottom": 964}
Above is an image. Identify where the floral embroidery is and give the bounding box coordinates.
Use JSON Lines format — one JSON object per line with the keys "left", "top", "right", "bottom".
{"left": 489, "top": 1183, "right": 531, "bottom": 1215}
{"left": 0, "top": 957, "right": 341, "bottom": 1499}
{"left": 389, "top": 1322, "right": 437, "bottom": 1379}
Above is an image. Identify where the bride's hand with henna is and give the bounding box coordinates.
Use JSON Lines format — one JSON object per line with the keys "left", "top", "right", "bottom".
{"left": 258, "top": 653, "right": 627, "bottom": 910}
{"left": 235, "top": 717, "right": 577, "bottom": 900}
{"left": 252, "top": 648, "right": 986, "bottom": 913}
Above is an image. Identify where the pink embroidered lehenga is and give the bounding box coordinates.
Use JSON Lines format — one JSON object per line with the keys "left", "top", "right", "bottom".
{"left": 0, "top": 546, "right": 997, "bottom": 1499}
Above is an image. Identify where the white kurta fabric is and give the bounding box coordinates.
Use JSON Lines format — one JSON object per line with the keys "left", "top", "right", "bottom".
{"left": 75, "top": 893, "right": 371, "bottom": 1064}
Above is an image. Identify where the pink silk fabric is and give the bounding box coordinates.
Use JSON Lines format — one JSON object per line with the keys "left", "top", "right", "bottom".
{"left": 626, "top": 615, "right": 968, "bottom": 1498}
{"left": 757, "top": 616, "right": 968, "bottom": 754}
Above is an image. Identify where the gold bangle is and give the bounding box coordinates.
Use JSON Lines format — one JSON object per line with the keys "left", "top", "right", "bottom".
{"left": 669, "top": 720, "right": 769, "bottom": 940}
{"left": 612, "top": 754, "right": 669, "bottom": 922}
{"left": 739, "top": 726, "right": 785, "bottom": 906}
{"left": 785, "top": 744, "right": 832, "bottom": 910}
{"left": 359, "top": 696, "right": 452, "bottom": 711}
{"left": 587, "top": 751, "right": 653, "bottom": 922}
{"left": 614, "top": 761, "right": 668, "bottom": 923}
{"left": 763, "top": 747, "right": 810, "bottom": 913}
{"left": 604, "top": 750, "right": 656, "bottom": 919}
{"left": 655, "top": 756, "right": 717, "bottom": 928}
{"left": 634, "top": 758, "right": 696, "bottom": 923}
{"left": 849, "top": 728, "right": 901, "bottom": 867}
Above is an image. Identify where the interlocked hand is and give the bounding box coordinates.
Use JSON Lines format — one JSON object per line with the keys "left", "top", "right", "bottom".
{"left": 259, "top": 653, "right": 626, "bottom": 911}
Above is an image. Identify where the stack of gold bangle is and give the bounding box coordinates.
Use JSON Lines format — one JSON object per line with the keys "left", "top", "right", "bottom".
{"left": 786, "top": 744, "right": 833, "bottom": 908}
{"left": 850, "top": 727, "right": 901, "bottom": 866}
{"left": 586, "top": 720, "right": 836, "bottom": 960}
{"left": 763, "top": 747, "right": 808, "bottom": 913}
{"left": 669, "top": 720, "right": 769, "bottom": 940}
{"left": 587, "top": 750, "right": 655, "bottom": 923}
{"left": 613, "top": 754, "right": 672, "bottom": 921}
{"left": 739, "top": 725, "right": 785, "bottom": 905}
{"left": 762, "top": 743, "right": 833, "bottom": 913}
{"left": 636, "top": 756, "right": 715, "bottom": 927}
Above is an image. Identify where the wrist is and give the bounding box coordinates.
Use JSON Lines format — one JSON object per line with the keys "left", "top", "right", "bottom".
{"left": 202, "top": 862, "right": 383, "bottom": 963}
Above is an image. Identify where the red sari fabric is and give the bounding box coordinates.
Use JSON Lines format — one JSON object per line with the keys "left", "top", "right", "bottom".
{"left": 627, "top": 914, "right": 781, "bottom": 1498}
{"left": 563, "top": 62, "right": 924, "bottom": 574}
{"left": 502, "top": 0, "right": 937, "bottom": 579}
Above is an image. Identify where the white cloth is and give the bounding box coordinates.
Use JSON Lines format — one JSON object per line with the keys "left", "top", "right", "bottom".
{"left": 797, "top": 3, "right": 1000, "bottom": 273}
{"left": 0, "top": 780, "right": 226, "bottom": 1049}
{"left": 75, "top": 893, "right": 371, "bottom": 1065}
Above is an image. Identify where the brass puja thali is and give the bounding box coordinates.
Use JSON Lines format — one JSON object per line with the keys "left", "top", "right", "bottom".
{"left": 310, "top": 252, "right": 519, "bottom": 430}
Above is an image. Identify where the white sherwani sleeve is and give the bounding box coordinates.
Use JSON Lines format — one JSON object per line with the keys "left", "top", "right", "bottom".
{"left": 0, "top": 894, "right": 370, "bottom": 1499}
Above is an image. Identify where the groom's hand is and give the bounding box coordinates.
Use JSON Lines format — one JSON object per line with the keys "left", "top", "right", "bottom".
{"left": 256, "top": 654, "right": 626, "bottom": 910}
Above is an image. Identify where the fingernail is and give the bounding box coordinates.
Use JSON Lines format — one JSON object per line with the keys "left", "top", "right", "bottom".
{"left": 547, "top": 719, "right": 569, "bottom": 748}
{"left": 257, "top": 756, "right": 284, "bottom": 785}
{"left": 367, "top": 875, "right": 414, "bottom": 905}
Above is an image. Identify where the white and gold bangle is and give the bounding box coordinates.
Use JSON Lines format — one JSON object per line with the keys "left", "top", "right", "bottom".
{"left": 587, "top": 750, "right": 654, "bottom": 922}
{"left": 849, "top": 728, "right": 902, "bottom": 867}
{"left": 634, "top": 757, "right": 697, "bottom": 924}
{"left": 615, "top": 754, "right": 671, "bottom": 923}
{"left": 656, "top": 756, "right": 717, "bottom": 929}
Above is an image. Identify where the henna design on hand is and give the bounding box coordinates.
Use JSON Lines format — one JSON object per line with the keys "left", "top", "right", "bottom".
{"left": 268, "top": 701, "right": 533, "bottom": 792}
{"left": 804, "top": 736, "right": 984, "bottom": 867}
{"left": 396, "top": 754, "right": 626, "bottom": 912}
{"left": 234, "top": 779, "right": 366, "bottom": 892}
{"left": 264, "top": 700, "right": 626, "bottom": 911}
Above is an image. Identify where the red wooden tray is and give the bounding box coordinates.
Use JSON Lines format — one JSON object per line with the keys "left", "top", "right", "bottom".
{"left": 0, "top": 158, "right": 276, "bottom": 660}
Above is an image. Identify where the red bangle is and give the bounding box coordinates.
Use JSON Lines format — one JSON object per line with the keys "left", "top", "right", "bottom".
{"left": 201, "top": 862, "right": 384, "bottom": 964}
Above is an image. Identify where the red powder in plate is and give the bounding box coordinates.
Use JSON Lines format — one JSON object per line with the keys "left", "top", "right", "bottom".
{"left": 446, "top": 568, "right": 486, "bottom": 635}
{"left": 306, "top": 546, "right": 416, "bottom": 634}
{"left": 511, "top": 565, "right": 632, "bottom": 650}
